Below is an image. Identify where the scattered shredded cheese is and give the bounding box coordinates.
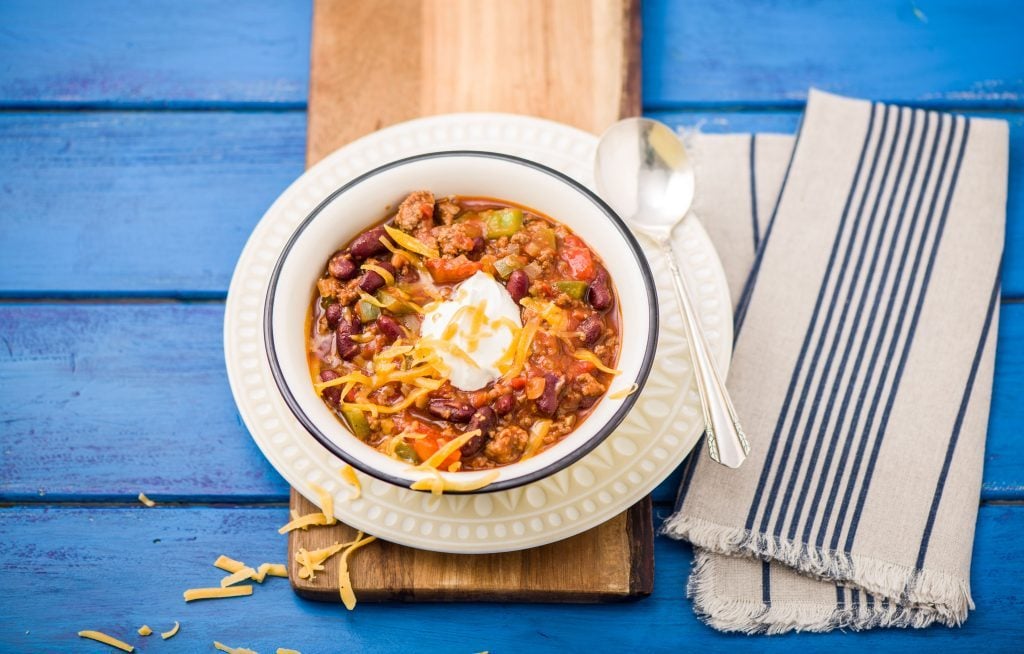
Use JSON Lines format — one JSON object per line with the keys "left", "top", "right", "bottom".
{"left": 379, "top": 235, "right": 421, "bottom": 267}
{"left": 137, "top": 625, "right": 152, "bottom": 637}
{"left": 309, "top": 483, "right": 336, "bottom": 525}
{"left": 340, "top": 465, "right": 361, "bottom": 500}
{"left": 277, "top": 512, "right": 329, "bottom": 534}
{"left": 160, "top": 621, "right": 180, "bottom": 640}
{"left": 137, "top": 492, "right": 156, "bottom": 507}
{"left": 338, "top": 532, "right": 378, "bottom": 610}
{"left": 77, "top": 630, "right": 134, "bottom": 652}
{"left": 182, "top": 586, "right": 253, "bottom": 602}
{"left": 572, "top": 349, "right": 621, "bottom": 375}
{"left": 213, "top": 555, "right": 247, "bottom": 574}
{"left": 499, "top": 317, "right": 539, "bottom": 379}
{"left": 220, "top": 566, "right": 257, "bottom": 588}
{"left": 410, "top": 470, "right": 500, "bottom": 494}
{"left": 214, "top": 641, "right": 258, "bottom": 654}
{"left": 295, "top": 540, "right": 357, "bottom": 580}
{"left": 608, "top": 383, "right": 639, "bottom": 399}
{"left": 383, "top": 224, "right": 439, "bottom": 258}
{"left": 254, "top": 562, "right": 288, "bottom": 582}
{"left": 521, "top": 419, "right": 552, "bottom": 461}
{"left": 277, "top": 649, "right": 302, "bottom": 654}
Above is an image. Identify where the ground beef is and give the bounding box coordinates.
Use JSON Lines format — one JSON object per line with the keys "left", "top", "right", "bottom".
{"left": 484, "top": 425, "right": 528, "bottom": 464}
{"left": 576, "top": 373, "right": 605, "bottom": 398}
{"left": 433, "top": 223, "right": 479, "bottom": 257}
{"left": 435, "top": 198, "right": 460, "bottom": 225}
{"left": 317, "top": 277, "right": 360, "bottom": 306}
{"left": 394, "top": 190, "right": 435, "bottom": 232}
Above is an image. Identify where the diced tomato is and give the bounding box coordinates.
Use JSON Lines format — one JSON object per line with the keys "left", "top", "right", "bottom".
{"left": 409, "top": 425, "right": 461, "bottom": 469}
{"left": 425, "top": 255, "right": 481, "bottom": 283}
{"left": 411, "top": 437, "right": 437, "bottom": 463}
{"left": 567, "top": 359, "right": 596, "bottom": 378}
{"left": 510, "top": 376, "right": 528, "bottom": 390}
{"left": 560, "top": 235, "right": 596, "bottom": 281}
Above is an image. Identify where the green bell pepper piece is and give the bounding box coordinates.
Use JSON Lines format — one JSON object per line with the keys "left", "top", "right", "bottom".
{"left": 554, "top": 280, "right": 589, "bottom": 299}
{"left": 482, "top": 208, "right": 524, "bottom": 239}
{"left": 340, "top": 406, "right": 372, "bottom": 440}
{"left": 355, "top": 299, "right": 381, "bottom": 323}
{"left": 493, "top": 255, "right": 527, "bottom": 279}
{"left": 393, "top": 441, "right": 420, "bottom": 464}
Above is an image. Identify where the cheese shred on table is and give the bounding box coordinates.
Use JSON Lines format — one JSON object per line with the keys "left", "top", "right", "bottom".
{"left": 160, "top": 621, "right": 180, "bottom": 640}
{"left": 182, "top": 585, "right": 253, "bottom": 602}
{"left": 254, "top": 562, "right": 287, "bottom": 582}
{"left": 77, "top": 630, "right": 134, "bottom": 652}
{"left": 339, "top": 465, "right": 362, "bottom": 499}
{"left": 276, "top": 649, "right": 302, "bottom": 654}
{"left": 277, "top": 512, "right": 329, "bottom": 534}
{"left": 137, "top": 625, "right": 152, "bottom": 637}
{"left": 213, "top": 555, "right": 246, "bottom": 574}
{"left": 220, "top": 566, "right": 257, "bottom": 588}
{"left": 338, "top": 531, "right": 378, "bottom": 610}
{"left": 308, "top": 483, "right": 336, "bottom": 525}
{"left": 137, "top": 492, "right": 156, "bottom": 507}
{"left": 213, "top": 641, "right": 258, "bottom": 654}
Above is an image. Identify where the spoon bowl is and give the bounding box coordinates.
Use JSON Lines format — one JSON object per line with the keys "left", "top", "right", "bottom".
{"left": 595, "top": 118, "right": 750, "bottom": 469}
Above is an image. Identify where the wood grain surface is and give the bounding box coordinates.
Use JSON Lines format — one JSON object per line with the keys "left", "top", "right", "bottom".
{"left": 292, "top": 0, "right": 649, "bottom": 602}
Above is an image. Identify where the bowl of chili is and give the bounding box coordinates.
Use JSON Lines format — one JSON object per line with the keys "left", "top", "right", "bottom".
{"left": 265, "top": 151, "right": 658, "bottom": 493}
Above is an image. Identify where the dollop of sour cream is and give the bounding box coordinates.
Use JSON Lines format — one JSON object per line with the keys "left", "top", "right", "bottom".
{"left": 420, "top": 271, "right": 522, "bottom": 391}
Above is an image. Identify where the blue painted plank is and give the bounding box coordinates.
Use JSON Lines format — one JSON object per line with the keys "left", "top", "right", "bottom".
{"left": 0, "top": 111, "right": 306, "bottom": 297}
{"left": 2, "top": 302, "right": 1022, "bottom": 502}
{"left": 644, "top": 0, "right": 1024, "bottom": 109}
{"left": 651, "top": 110, "right": 1024, "bottom": 298}
{"left": 3, "top": 110, "right": 1023, "bottom": 297}
{"left": 0, "top": 0, "right": 310, "bottom": 107}
{"left": 0, "top": 504, "right": 1021, "bottom": 652}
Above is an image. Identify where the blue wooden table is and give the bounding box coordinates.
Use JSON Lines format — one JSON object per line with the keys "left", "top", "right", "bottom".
{"left": 1, "top": 1, "right": 1021, "bottom": 651}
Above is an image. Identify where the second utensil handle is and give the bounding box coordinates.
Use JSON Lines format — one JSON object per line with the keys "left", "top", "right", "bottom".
{"left": 661, "top": 238, "right": 750, "bottom": 468}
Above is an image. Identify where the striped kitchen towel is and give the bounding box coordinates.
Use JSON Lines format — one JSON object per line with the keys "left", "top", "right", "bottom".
{"left": 661, "top": 89, "right": 1008, "bottom": 633}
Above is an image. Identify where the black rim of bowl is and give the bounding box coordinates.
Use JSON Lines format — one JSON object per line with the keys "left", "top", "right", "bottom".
{"left": 263, "top": 150, "right": 660, "bottom": 493}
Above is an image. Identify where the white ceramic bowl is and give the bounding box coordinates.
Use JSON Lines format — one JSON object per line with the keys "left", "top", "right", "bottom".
{"left": 264, "top": 151, "right": 658, "bottom": 493}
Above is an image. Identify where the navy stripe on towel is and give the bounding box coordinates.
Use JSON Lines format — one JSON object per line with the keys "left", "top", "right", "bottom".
{"left": 916, "top": 270, "right": 999, "bottom": 569}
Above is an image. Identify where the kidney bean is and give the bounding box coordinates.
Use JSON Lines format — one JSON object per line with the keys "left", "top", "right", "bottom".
{"left": 319, "top": 370, "right": 342, "bottom": 404}
{"left": 427, "top": 399, "right": 475, "bottom": 423}
{"left": 588, "top": 267, "right": 612, "bottom": 311}
{"left": 506, "top": 269, "right": 529, "bottom": 303}
{"left": 359, "top": 270, "right": 385, "bottom": 293}
{"left": 349, "top": 226, "right": 388, "bottom": 260}
{"left": 578, "top": 314, "right": 603, "bottom": 346}
{"left": 335, "top": 315, "right": 361, "bottom": 360}
{"left": 376, "top": 315, "right": 402, "bottom": 342}
{"left": 536, "top": 372, "right": 564, "bottom": 415}
{"left": 461, "top": 407, "right": 497, "bottom": 457}
{"left": 468, "top": 236, "right": 486, "bottom": 260}
{"left": 328, "top": 252, "right": 358, "bottom": 280}
{"left": 492, "top": 393, "right": 514, "bottom": 415}
{"left": 324, "top": 302, "right": 343, "bottom": 330}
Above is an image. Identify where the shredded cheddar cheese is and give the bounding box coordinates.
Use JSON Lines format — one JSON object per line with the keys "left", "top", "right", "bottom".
{"left": 573, "top": 349, "right": 621, "bottom": 375}
{"left": 340, "top": 465, "right": 361, "bottom": 500}
{"left": 309, "top": 483, "right": 336, "bottom": 525}
{"left": 183, "top": 586, "right": 253, "bottom": 602}
{"left": 214, "top": 641, "right": 258, "bottom": 654}
{"left": 277, "top": 649, "right": 302, "bottom": 654}
{"left": 338, "top": 532, "right": 378, "bottom": 610}
{"left": 220, "top": 566, "right": 257, "bottom": 588}
{"left": 379, "top": 235, "right": 421, "bottom": 267}
{"left": 137, "top": 492, "right": 156, "bottom": 507}
{"left": 383, "top": 224, "right": 439, "bottom": 258}
{"left": 608, "top": 383, "right": 639, "bottom": 399}
{"left": 160, "top": 621, "right": 180, "bottom": 640}
{"left": 521, "top": 419, "right": 552, "bottom": 460}
{"left": 295, "top": 540, "right": 357, "bottom": 580}
{"left": 410, "top": 470, "right": 501, "bottom": 494}
{"left": 416, "top": 429, "right": 481, "bottom": 470}
{"left": 253, "top": 562, "right": 288, "bottom": 582}
{"left": 213, "top": 555, "right": 246, "bottom": 574}
{"left": 137, "top": 625, "right": 152, "bottom": 637}
{"left": 277, "top": 512, "right": 329, "bottom": 534}
{"left": 77, "top": 630, "right": 134, "bottom": 652}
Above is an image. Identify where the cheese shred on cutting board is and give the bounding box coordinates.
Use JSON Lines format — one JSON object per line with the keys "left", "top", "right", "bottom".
{"left": 277, "top": 512, "right": 329, "bottom": 534}
{"left": 338, "top": 532, "right": 378, "bottom": 610}
{"left": 77, "top": 630, "right": 134, "bottom": 652}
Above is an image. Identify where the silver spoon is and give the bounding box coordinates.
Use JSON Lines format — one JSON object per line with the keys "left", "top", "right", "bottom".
{"left": 595, "top": 117, "right": 749, "bottom": 468}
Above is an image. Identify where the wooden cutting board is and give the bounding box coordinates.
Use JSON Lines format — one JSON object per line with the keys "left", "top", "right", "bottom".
{"left": 291, "top": 0, "right": 649, "bottom": 602}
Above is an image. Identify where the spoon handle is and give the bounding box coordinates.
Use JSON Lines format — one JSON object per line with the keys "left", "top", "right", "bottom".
{"left": 661, "top": 239, "right": 750, "bottom": 468}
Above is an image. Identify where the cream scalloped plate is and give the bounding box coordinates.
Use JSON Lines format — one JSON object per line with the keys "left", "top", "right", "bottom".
{"left": 224, "top": 113, "right": 732, "bottom": 554}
